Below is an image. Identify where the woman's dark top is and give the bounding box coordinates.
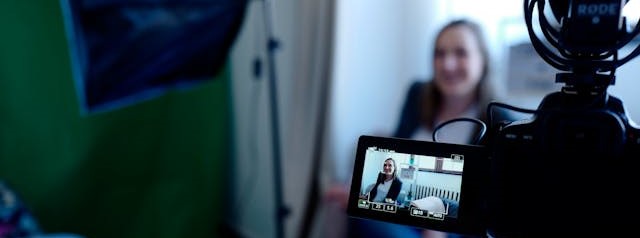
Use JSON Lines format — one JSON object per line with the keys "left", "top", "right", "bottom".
{"left": 369, "top": 173, "right": 403, "bottom": 202}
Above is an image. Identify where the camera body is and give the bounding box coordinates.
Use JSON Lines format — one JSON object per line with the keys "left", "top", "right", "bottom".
{"left": 487, "top": 90, "right": 640, "bottom": 236}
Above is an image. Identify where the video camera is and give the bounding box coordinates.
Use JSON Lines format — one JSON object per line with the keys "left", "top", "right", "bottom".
{"left": 348, "top": 0, "right": 640, "bottom": 237}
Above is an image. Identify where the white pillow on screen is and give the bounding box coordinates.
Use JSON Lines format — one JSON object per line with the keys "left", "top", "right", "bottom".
{"left": 410, "top": 196, "right": 446, "bottom": 213}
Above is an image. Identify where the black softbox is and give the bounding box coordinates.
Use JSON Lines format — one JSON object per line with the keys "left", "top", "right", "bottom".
{"left": 61, "top": 0, "right": 247, "bottom": 113}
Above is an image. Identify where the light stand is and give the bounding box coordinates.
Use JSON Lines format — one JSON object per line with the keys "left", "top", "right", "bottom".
{"left": 261, "top": 0, "right": 289, "bottom": 237}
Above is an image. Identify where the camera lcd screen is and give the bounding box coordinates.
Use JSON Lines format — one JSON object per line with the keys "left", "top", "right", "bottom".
{"left": 347, "top": 135, "right": 489, "bottom": 235}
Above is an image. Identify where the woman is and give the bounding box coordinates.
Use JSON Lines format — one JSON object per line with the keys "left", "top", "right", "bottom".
{"left": 394, "top": 19, "right": 500, "bottom": 144}
{"left": 364, "top": 158, "right": 402, "bottom": 203}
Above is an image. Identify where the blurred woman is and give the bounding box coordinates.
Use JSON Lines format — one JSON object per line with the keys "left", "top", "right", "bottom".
{"left": 394, "top": 19, "right": 499, "bottom": 144}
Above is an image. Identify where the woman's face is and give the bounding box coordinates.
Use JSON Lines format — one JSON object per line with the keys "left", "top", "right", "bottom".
{"left": 433, "top": 25, "right": 484, "bottom": 98}
{"left": 383, "top": 159, "right": 395, "bottom": 175}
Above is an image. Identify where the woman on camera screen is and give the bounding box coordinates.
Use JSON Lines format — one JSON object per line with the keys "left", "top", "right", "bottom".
{"left": 361, "top": 158, "right": 403, "bottom": 203}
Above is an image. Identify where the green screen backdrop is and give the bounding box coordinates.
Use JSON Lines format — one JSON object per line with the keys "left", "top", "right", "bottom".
{"left": 0, "top": 1, "right": 230, "bottom": 237}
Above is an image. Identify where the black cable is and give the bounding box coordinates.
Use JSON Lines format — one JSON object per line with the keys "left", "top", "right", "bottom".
{"left": 432, "top": 118, "right": 487, "bottom": 145}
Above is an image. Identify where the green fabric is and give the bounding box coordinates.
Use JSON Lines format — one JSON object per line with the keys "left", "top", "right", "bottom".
{"left": 0, "top": 1, "right": 229, "bottom": 237}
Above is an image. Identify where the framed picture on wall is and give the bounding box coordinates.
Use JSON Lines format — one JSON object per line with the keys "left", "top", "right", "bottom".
{"left": 399, "top": 164, "right": 417, "bottom": 180}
